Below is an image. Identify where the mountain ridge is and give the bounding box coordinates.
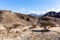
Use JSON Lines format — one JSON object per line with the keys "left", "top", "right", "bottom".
{"left": 0, "top": 10, "right": 60, "bottom": 26}
{"left": 0, "top": 10, "right": 60, "bottom": 40}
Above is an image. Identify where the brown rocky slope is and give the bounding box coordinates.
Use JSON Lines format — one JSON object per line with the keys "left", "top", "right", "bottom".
{"left": 0, "top": 10, "right": 60, "bottom": 40}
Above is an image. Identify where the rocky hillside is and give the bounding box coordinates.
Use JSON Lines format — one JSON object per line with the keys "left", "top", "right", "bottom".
{"left": 15, "top": 13, "right": 38, "bottom": 25}
{"left": 0, "top": 10, "right": 38, "bottom": 26}
{"left": 39, "top": 11, "right": 60, "bottom": 24}
{"left": 0, "top": 10, "right": 60, "bottom": 40}
{"left": 0, "top": 10, "right": 60, "bottom": 25}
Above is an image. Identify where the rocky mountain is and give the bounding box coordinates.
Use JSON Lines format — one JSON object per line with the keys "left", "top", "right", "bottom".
{"left": 29, "top": 14, "right": 38, "bottom": 17}
{"left": 0, "top": 10, "right": 60, "bottom": 25}
{"left": 15, "top": 13, "right": 38, "bottom": 26}
{"left": 39, "top": 11, "right": 60, "bottom": 24}
{"left": 29, "top": 13, "right": 44, "bottom": 18}
{"left": 0, "top": 10, "right": 32, "bottom": 26}
{"left": 44, "top": 11, "right": 57, "bottom": 17}
{"left": 43, "top": 11, "right": 60, "bottom": 18}
{"left": 0, "top": 10, "right": 60, "bottom": 40}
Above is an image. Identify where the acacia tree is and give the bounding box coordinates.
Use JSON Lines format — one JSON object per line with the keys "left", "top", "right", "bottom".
{"left": 4, "top": 24, "right": 21, "bottom": 34}
{"left": 4, "top": 25, "right": 13, "bottom": 34}
{"left": 40, "top": 21, "right": 56, "bottom": 30}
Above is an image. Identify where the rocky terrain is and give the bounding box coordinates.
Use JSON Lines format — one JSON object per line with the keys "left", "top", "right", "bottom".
{"left": 0, "top": 10, "right": 60, "bottom": 40}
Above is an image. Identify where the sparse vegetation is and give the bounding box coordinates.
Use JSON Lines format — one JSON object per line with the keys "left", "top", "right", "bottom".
{"left": 4, "top": 24, "right": 21, "bottom": 34}
{"left": 40, "top": 21, "right": 56, "bottom": 30}
{"left": 0, "top": 10, "right": 60, "bottom": 40}
{"left": 13, "top": 24, "right": 21, "bottom": 28}
{"left": 41, "top": 17, "right": 52, "bottom": 21}
{"left": 30, "top": 24, "right": 37, "bottom": 29}
{"left": 4, "top": 25, "right": 13, "bottom": 34}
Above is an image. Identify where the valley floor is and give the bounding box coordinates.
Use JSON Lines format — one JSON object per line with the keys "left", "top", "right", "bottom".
{"left": 0, "top": 26, "right": 60, "bottom": 40}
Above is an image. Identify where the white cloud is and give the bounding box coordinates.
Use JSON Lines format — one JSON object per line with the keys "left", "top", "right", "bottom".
{"left": 21, "top": 8, "right": 26, "bottom": 11}
{"left": 30, "top": 11, "right": 40, "bottom": 13}
{"left": 19, "top": 8, "right": 60, "bottom": 15}
{"left": 20, "top": 8, "right": 26, "bottom": 14}
{"left": 28, "top": 8, "right": 60, "bottom": 15}
{"left": 46, "top": 8, "right": 60, "bottom": 12}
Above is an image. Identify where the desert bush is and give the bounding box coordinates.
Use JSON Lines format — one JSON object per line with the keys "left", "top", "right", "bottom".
{"left": 4, "top": 25, "right": 13, "bottom": 34}
{"left": 4, "top": 24, "right": 21, "bottom": 34}
{"left": 40, "top": 21, "right": 56, "bottom": 30}
{"left": 41, "top": 17, "right": 52, "bottom": 21}
{"left": 13, "top": 24, "right": 21, "bottom": 28}
{"left": 31, "top": 24, "right": 37, "bottom": 29}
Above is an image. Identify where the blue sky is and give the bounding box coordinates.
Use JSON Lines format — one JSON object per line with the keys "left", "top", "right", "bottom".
{"left": 0, "top": 0, "right": 60, "bottom": 14}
